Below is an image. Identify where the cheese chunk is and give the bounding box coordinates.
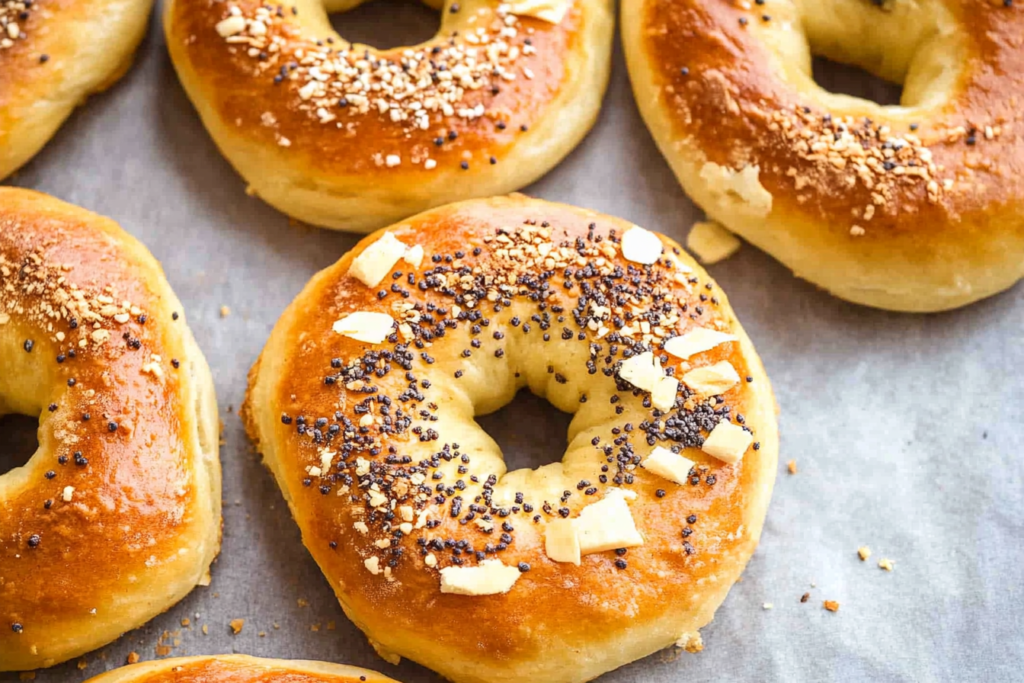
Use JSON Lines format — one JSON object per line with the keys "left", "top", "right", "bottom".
{"left": 702, "top": 420, "right": 753, "bottom": 464}
{"left": 332, "top": 311, "right": 395, "bottom": 344}
{"left": 618, "top": 351, "right": 661, "bottom": 392}
{"left": 439, "top": 560, "right": 521, "bottom": 596}
{"left": 664, "top": 328, "right": 737, "bottom": 360}
{"left": 348, "top": 232, "right": 409, "bottom": 288}
{"left": 683, "top": 361, "right": 740, "bottom": 395}
{"left": 507, "top": 0, "right": 570, "bottom": 24}
{"left": 620, "top": 225, "right": 663, "bottom": 265}
{"left": 544, "top": 519, "right": 581, "bottom": 565}
{"left": 651, "top": 375, "right": 679, "bottom": 412}
{"left": 642, "top": 447, "right": 696, "bottom": 485}
{"left": 577, "top": 492, "right": 644, "bottom": 555}
{"left": 687, "top": 221, "right": 742, "bottom": 264}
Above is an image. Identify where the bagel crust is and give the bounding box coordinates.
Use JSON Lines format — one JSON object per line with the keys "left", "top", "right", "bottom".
{"left": 0, "top": 0, "right": 154, "bottom": 180}
{"left": 164, "top": 0, "right": 614, "bottom": 232}
{"left": 623, "top": 0, "right": 1024, "bottom": 311}
{"left": 82, "top": 654, "right": 400, "bottom": 683}
{"left": 0, "top": 189, "right": 221, "bottom": 671}
{"left": 243, "top": 195, "right": 778, "bottom": 683}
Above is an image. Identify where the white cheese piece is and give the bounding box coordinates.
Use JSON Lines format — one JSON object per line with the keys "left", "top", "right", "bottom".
{"left": 332, "top": 311, "right": 395, "bottom": 344}
{"left": 403, "top": 244, "right": 424, "bottom": 269}
{"left": 364, "top": 556, "right": 381, "bottom": 575}
{"left": 651, "top": 375, "right": 679, "bottom": 412}
{"left": 62, "top": 486, "right": 75, "bottom": 502}
{"left": 702, "top": 420, "right": 753, "bottom": 464}
{"left": 544, "top": 519, "right": 581, "bottom": 565}
{"left": 620, "top": 225, "right": 663, "bottom": 265}
{"left": 399, "top": 505, "right": 414, "bottom": 523}
{"left": 507, "top": 0, "right": 570, "bottom": 24}
{"left": 664, "top": 328, "right": 737, "bottom": 360}
{"left": 439, "top": 559, "right": 521, "bottom": 596}
{"left": 642, "top": 447, "right": 696, "bottom": 485}
{"left": 576, "top": 492, "right": 644, "bottom": 555}
{"left": 687, "top": 221, "right": 742, "bottom": 264}
{"left": 618, "top": 351, "right": 662, "bottom": 392}
{"left": 683, "top": 361, "right": 741, "bottom": 395}
{"left": 353, "top": 521, "right": 369, "bottom": 535}
{"left": 348, "top": 232, "right": 409, "bottom": 288}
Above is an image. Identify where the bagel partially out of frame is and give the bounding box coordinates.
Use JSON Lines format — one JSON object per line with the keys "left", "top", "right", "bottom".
{"left": 623, "top": 0, "right": 1024, "bottom": 312}
{"left": 244, "top": 194, "right": 778, "bottom": 683}
{"left": 82, "top": 655, "right": 400, "bottom": 683}
{"left": 165, "top": 0, "right": 615, "bottom": 233}
{"left": 0, "top": 188, "right": 221, "bottom": 671}
{"left": 0, "top": 0, "right": 153, "bottom": 180}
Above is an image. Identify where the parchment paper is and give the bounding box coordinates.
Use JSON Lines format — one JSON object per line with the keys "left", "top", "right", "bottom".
{"left": 2, "top": 2, "right": 1022, "bottom": 681}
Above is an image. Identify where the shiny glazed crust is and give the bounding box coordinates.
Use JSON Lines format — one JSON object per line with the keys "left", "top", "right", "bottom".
{"left": 0, "top": 0, "right": 154, "bottom": 180}
{"left": 623, "top": 0, "right": 1024, "bottom": 312}
{"left": 243, "top": 194, "right": 778, "bottom": 683}
{"left": 82, "top": 654, "right": 399, "bottom": 683}
{"left": 0, "top": 189, "right": 221, "bottom": 671}
{"left": 164, "top": 0, "right": 614, "bottom": 232}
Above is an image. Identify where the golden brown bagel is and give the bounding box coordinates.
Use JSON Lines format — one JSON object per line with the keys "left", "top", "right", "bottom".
{"left": 0, "top": 0, "right": 154, "bottom": 181}
{"left": 82, "top": 654, "right": 400, "bottom": 683}
{"left": 164, "top": 0, "right": 614, "bottom": 233}
{"left": 623, "top": 0, "right": 1024, "bottom": 312}
{"left": 243, "top": 194, "right": 778, "bottom": 683}
{"left": 0, "top": 188, "right": 221, "bottom": 671}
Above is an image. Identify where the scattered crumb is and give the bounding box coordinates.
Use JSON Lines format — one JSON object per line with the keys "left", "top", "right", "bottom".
{"left": 297, "top": 598, "right": 309, "bottom": 608}
{"left": 311, "top": 624, "right": 320, "bottom": 632}
{"left": 762, "top": 602, "right": 773, "bottom": 610}
{"left": 800, "top": 592, "right": 810, "bottom": 603}
{"left": 858, "top": 546, "right": 871, "bottom": 561}
{"left": 327, "top": 621, "right": 336, "bottom": 631}
{"left": 259, "top": 631, "right": 267, "bottom": 638}
{"left": 181, "top": 618, "right": 191, "bottom": 627}
{"left": 879, "top": 558, "right": 894, "bottom": 571}
{"left": 229, "top": 619, "right": 245, "bottom": 635}
{"left": 824, "top": 600, "right": 840, "bottom": 612}
{"left": 77, "top": 659, "right": 88, "bottom": 670}
{"left": 202, "top": 624, "right": 209, "bottom": 635}
{"left": 219, "top": 305, "right": 231, "bottom": 318}
{"left": 126, "top": 652, "right": 140, "bottom": 665}
{"left": 19, "top": 673, "right": 36, "bottom": 681}
{"left": 787, "top": 459, "right": 797, "bottom": 474}
{"left": 687, "top": 220, "right": 742, "bottom": 264}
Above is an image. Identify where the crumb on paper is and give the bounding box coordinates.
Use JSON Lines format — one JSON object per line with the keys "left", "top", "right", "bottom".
{"left": 77, "top": 659, "right": 88, "bottom": 670}
{"left": 201, "top": 624, "right": 209, "bottom": 635}
{"left": 824, "top": 600, "right": 840, "bottom": 612}
{"left": 858, "top": 546, "right": 871, "bottom": 561}
{"left": 229, "top": 618, "right": 245, "bottom": 635}
{"left": 687, "top": 220, "right": 742, "bottom": 264}
{"left": 787, "top": 459, "right": 797, "bottom": 474}
{"left": 879, "top": 558, "right": 894, "bottom": 571}
{"left": 763, "top": 602, "right": 773, "bottom": 610}
{"left": 219, "top": 305, "right": 231, "bottom": 318}
{"left": 800, "top": 592, "right": 810, "bottom": 603}
{"left": 675, "top": 631, "right": 704, "bottom": 653}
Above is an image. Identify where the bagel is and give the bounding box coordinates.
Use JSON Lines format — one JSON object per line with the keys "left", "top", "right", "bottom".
{"left": 164, "top": 0, "right": 614, "bottom": 233}
{"left": 623, "top": 0, "right": 1024, "bottom": 312}
{"left": 243, "top": 194, "right": 778, "bottom": 683}
{"left": 0, "top": 0, "right": 153, "bottom": 180}
{"left": 82, "top": 655, "right": 399, "bottom": 683}
{"left": 0, "top": 189, "right": 221, "bottom": 671}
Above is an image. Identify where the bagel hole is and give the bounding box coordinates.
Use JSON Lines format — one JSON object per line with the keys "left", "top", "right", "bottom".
{"left": 0, "top": 414, "right": 39, "bottom": 475}
{"left": 475, "top": 389, "right": 573, "bottom": 473}
{"left": 811, "top": 56, "right": 903, "bottom": 107}
{"left": 329, "top": 0, "right": 440, "bottom": 50}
